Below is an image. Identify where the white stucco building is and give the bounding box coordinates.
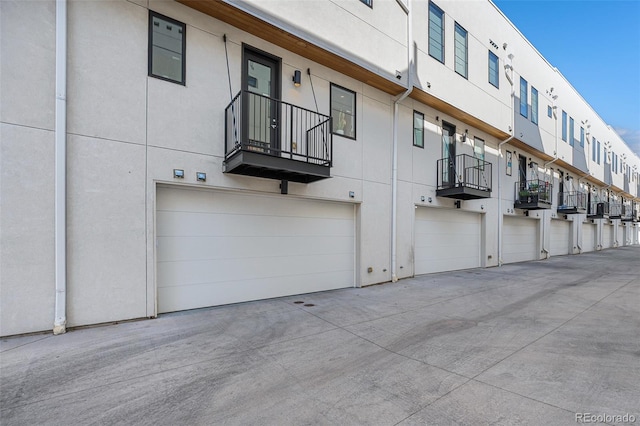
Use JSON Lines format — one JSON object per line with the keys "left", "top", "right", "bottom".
{"left": 2, "top": 0, "right": 639, "bottom": 337}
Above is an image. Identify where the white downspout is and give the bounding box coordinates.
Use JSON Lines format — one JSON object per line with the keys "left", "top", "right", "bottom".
{"left": 497, "top": 57, "right": 515, "bottom": 267}
{"left": 391, "top": 0, "right": 412, "bottom": 282}
{"left": 54, "top": 0, "right": 67, "bottom": 335}
{"left": 541, "top": 97, "right": 558, "bottom": 259}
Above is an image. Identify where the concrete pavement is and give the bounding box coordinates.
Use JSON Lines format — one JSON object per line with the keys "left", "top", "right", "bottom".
{"left": 2, "top": 246, "right": 639, "bottom": 425}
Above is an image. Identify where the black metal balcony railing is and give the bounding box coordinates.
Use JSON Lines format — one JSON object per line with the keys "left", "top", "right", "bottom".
{"left": 224, "top": 90, "right": 332, "bottom": 183}
{"left": 557, "top": 191, "right": 587, "bottom": 214}
{"left": 514, "top": 179, "right": 552, "bottom": 210}
{"left": 436, "top": 154, "right": 492, "bottom": 200}
{"left": 621, "top": 205, "right": 634, "bottom": 221}
{"left": 588, "top": 201, "right": 609, "bottom": 218}
{"left": 609, "top": 202, "right": 622, "bottom": 219}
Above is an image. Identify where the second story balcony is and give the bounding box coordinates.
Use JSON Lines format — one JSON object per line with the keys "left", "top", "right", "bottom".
{"left": 588, "top": 201, "right": 609, "bottom": 219}
{"left": 621, "top": 204, "right": 635, "bottom": 222}
{"left": 436, "top": 154, "right": 492, "bottom": 200}
{"left": 609, "top": 202, "right": 623, "bottom": 219}
{"left": 514, "top": 179, "right": 552, "bottom": 210}
{"left": 557, "top": 191, "right": 587, "bottom": 214}
{"left": 224, "top": 91, "right": 332, "bottom": 184}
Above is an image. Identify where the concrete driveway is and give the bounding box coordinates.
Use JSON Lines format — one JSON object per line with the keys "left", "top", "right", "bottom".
{"left": 2, "top": 247, "right": 639, "bottom": 425}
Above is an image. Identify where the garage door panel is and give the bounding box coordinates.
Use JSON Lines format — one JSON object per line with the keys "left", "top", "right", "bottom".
{"left": 158, "top": 253, "right": 354, "bottom": 288}
{"left": 157, "top": 187, "right": 355, "bottom": 313}
{"left": 581, "top": 223, "right": 596, "bottom": 252}
{"left": 414, "top": 208, "right": 481, "bottom": 275}
{"left": 158, "top": 269, "right": 353, "bottom": 313}
{"left": 550, "top": 220, "right": 571, "bottom": 256}
{"left": 157, "top": 235, "right": 354, "bottom": 262}
{"left": 158, "top": 211, "right": 354, "bottom": 238}
{"left": 602, "top": 224, "right": 613, "bottom": 248}
{"left": 503, "top": 216, "right": 538, "bottom": 264}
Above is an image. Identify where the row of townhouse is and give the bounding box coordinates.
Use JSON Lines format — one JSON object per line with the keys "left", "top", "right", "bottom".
{"left": 1, "top": 0, "right": 639, "bottom": 337}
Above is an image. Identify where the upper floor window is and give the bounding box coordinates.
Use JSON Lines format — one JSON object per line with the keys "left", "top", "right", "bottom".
{"left": 454, "top": 23, "right": 468, "bottom": 78}
{"left": 597, "top": 140, "right": 601, "bottom": 164}
{"left": 488, "top": 51, "right": 499, "bottom": 88}
{"left": 413, "top": 111, "right": 424, "bottom": 148}
{"left": 569, "top": 117, "right": 574, "bottom": 146}
{"left": 592, "top": 137, "right": 596, "bottom": 162}
{"left": 429, "top": 2, "right": 445, "bottom": 63}
{"left": 547, "top": 105, "right": 553, "bottom": 118}
{"left": 331, "top": 83, "right": 356, "bottom": 139}
{"left": 561, "top": 110, "right": 567, "bottom": 141}
{"left": 580, "top": 126, "right": 584, "bottom": 148}
{"left": 474, "top": 137, "right": 485, "bottom": 162}
{"left": 531, "top": 87, "right": 538, "bottom": 125}
{"left": 360, "top": 0, "right": 373, "bottom": 8}
{"left": 149, "top": 11, "right": 186, "bottom": 85}
{"left": 519, "top": 77, "right": 528, "bottom": 117}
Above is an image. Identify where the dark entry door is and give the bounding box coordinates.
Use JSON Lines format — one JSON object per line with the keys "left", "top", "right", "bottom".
{"left": 243, "top": 48, "right": 280, "bottom": 153}
{"left": 442, "top": 122, "right": 456, "bottom": 186}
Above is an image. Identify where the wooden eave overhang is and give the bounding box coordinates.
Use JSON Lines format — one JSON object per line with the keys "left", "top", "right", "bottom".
{"left": 176, "top": 0, "right": 406, "bottom": 96}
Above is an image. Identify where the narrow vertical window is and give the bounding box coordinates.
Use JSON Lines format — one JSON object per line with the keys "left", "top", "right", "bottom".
{"left": 569, "top": 117, "right": 574, "bottom": 146}
{"left": 519, "top": 77, "right": 528, "bottom": 117}
{"left": 531, "top": 87, "right": 538, "bottom": 124}
{"left": 149, "top": 11, "right": 186, "bottom": 85}
{"left": 580, "top": 127, "right": 584, "bottom": 148}
{"left": 561, "top": 110, "right": 567, "bottom": 141}
{"left": 454, "top": 23, "right": 468, "bottom": 78}
{"left": 597, "top": 140, "right": 601, "bottom": 164}
{"left": 592, "top": 137, "right": 596, "bottom": 161}
{"left": 488, "top": 51, "right": 499, "bottom": 88}
{"left": 547, "top": 105, "right": 552, "bottom": 118}
{"left": 474, "top": 137, "right": 485, "bottom": 161}
{"left": 330, "top": 83, "right": 356, "bottom": 139}
{"left": 428, "top": 2, "right": 445, "bottom": 63}
{"left": 413, "top": 111, "right": 424, "bottom": 148}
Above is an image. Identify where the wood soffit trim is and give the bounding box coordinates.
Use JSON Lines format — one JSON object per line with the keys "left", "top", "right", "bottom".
{"left": 176, "top": 0, "right": 406, "bottom": 96}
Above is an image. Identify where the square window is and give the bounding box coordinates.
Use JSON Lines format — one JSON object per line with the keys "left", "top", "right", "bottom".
{"left": 488, "top": 51, "right": 499, "bottom": 88}
{"left": 331, "top": 84, "right": 356, "bottom": 139}
{"left": 149, "top": 12, "right": 186, "bottom": 85}
{"left": 413, "top": 111, "right": 424, "bottom": 148}
{"left": 429, "top": 2, "right": 445, "bottom": 63}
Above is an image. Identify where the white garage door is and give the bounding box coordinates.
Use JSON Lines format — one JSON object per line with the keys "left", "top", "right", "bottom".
{"left": 581, "top": 222, "right": 596, "bottom": 252}
{"left": 503, "top": 216, "right": 539, "bottom": 264}
{"left": 550, "top": 219, "right": 571, "bottom": 256}
{"left": 414, "top": 208, "right": 481, "bottom": 275}
{"left": 617, "top": 224, "right": 624, "bottom": 246}
{"left": 602, "top": 223, "right": 613, "bottom": 249}
{"left": 156, "top": 186, "right": 355, "bottom": 313}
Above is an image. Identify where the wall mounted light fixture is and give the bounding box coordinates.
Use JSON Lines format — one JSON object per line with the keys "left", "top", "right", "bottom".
{"left": 293, "top": 70, "right": 301, "bottom": 87}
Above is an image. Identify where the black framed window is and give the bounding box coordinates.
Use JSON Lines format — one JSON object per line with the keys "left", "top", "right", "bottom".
{"left": 519, "top": 77, "right": 528, "bottom": 117}
{"left": 488, "top": 51, "right": 499, "bottom": 88}
{"left": 331, "top": 84, "right": 356, "bottom": 139}
{"left": 569, "top": 117, "right": 574, "bottom": 146}
{"left": 360, "top": 0, "right": 373, "bottom": 8}
{"left": 149, "top": 11, "right": 186, "bottom": 85}
{"left": 413, "top": 111, "right": 424, "bottom": 148}
{"left": 531, "top": 87, "right": 538, "bottom": 125}
{"left": 428, "top": 2, "right": 445, "bottom": 63}
{"left": 561, "top": 110, "right": 567, "bottom": 141}
{"left": 454, "top": 23, "right": 468, "bottom": 78}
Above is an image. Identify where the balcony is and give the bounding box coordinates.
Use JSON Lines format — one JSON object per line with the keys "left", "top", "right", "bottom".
{"left": 609, "top": 202, "right": 622, "bottom": 219}
{"left": 588, "top": 201, "right": 609, "bottom": 219}
{"left": 621, "top": 205, "right": 635, "bottom": 222}
{"left": 436, "top": 154, "right": 492, "bottom": 200}
{"left": 224, "top": 91, "right": 332, "bottom": 183}
{"left": 557, "top": 191, "right": 587, "bottom": 214}
{"left": 514, "top": 179, "right": 552, "bottom": 210}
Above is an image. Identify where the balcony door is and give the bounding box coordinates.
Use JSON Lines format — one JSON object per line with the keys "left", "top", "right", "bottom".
{"left": 442, "top": 122, "right": 456, "bottom": 186}
{"left": 242, "top": 47, "right": 281, "bottom": 153}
